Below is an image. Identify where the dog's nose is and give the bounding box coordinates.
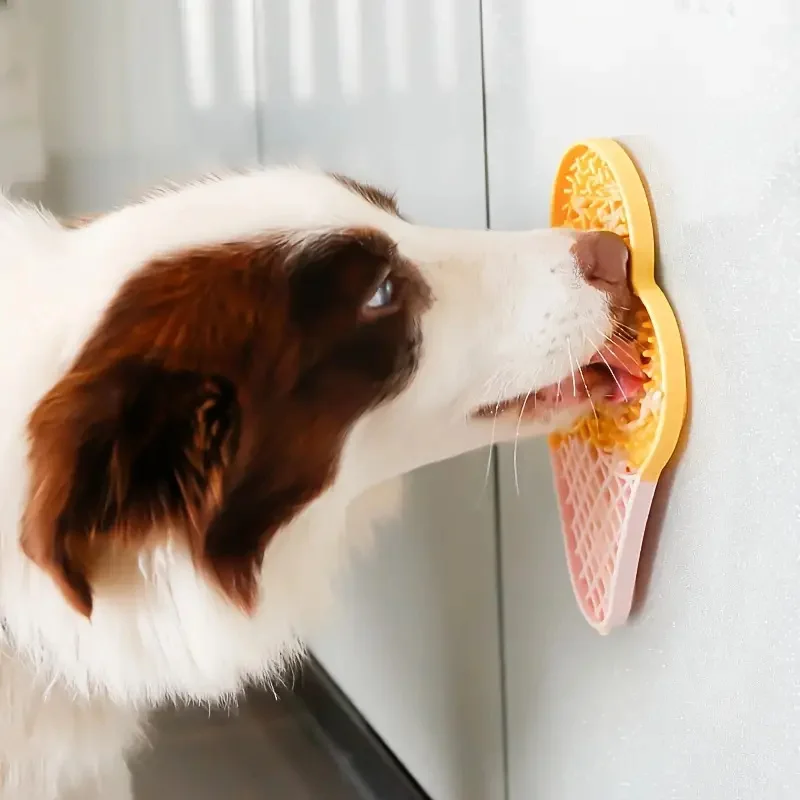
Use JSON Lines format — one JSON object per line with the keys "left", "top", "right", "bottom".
{"left": 572, "top": 230, "right": 630, "bottom": 295}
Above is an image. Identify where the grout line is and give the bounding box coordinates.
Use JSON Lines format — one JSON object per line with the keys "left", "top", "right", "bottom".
{"left": 251, "top": 0, "right": 267, "bottom": 164}
{"left": 492, "top": 449, "right": 511, "bottom": 800}
{"left": 478, "top": 0, "right": 492, "bottom": 231}
{"left": 477, "top": 3, "right": 510, "bottom": 800}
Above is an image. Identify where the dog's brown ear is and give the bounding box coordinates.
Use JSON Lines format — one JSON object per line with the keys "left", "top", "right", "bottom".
{"left": 22, "top": 359, "right": 240, "bottom": 617}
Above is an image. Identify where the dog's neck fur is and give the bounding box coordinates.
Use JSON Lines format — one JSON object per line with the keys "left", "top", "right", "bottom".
{"left": 0, "top": 181, "right": 415, "bottom": 708}
{"left": 0, "top": 200, "right": 141, "bottom": 794}
{"left": 0, "top": 194, "right": 359, "bottom": 798}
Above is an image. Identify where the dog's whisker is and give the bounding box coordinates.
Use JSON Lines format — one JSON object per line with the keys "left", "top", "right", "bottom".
{"left": 586, "top": 332, "right": 628, "bottom": 403}
{"left": 555, "top": 363, "right": 563, "bottom": 405}
{"left": 606, "top": 325, "right": 637, "bottom": 344}
{"left": 595, "top": 326, "right": 641, "bottom": 371}
{"left": 606, "top": 337, "right": 642, "bottom": 371}
{"left": 607, "top": 329, "right": 641, "bottom": 352}
{"left": 480, "top": 395, "right": 504, "bottom": 496}
{"left": 481, "top": 446, "right": 494, "bottom": 495}
{"left": 566, "top": 337, "right": 578, "bottom": 398}
{"left": 600, "top": 335, "right": 629, "bottom": 364}
{"left": 575, "top": 356, "right": 598, "bottom": 423}
{"left": 478, "top": 375, "right": 516, "bottom": 501}
{"left": 513, "top": 389, "right": 533, "bottom": 496}
{"left": 612, "top": 319, "right": 639, "bottom": 337}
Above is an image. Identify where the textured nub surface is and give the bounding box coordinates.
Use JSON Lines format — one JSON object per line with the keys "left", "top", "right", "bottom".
{"left": 553, "top": 150, "right": 663, "bottom": 470}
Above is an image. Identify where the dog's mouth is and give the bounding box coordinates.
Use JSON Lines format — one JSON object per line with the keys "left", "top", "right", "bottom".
{"left": 471, "top": 338, "right": 647, "bottom": 421}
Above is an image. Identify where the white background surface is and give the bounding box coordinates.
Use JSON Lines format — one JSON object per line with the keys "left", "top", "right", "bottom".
{"left": 0, "top": 4, "right": 44, "bottom": 184}
{"left": 486, "top": 1, "right": 800, "bottom": 798}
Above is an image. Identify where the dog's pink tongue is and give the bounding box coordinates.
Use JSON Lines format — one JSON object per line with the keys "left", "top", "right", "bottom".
{"left": 537, "top": 339, "right": 647, "bottom": 408}
{"left": 590, "top": 339, "right": 647, "bottom": 378}
{"left": 591, "top": 339, "right": 647, "bottom": 403}
{"left": 604, "top": 370, "right": 647, "bottom": 403}
{"left": 536, "top": 369, "right": 613, "bottom": 408}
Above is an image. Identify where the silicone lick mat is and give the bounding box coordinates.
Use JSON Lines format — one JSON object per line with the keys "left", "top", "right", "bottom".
{"left": 549, "top": 139, "right": 686, "bottom": 634}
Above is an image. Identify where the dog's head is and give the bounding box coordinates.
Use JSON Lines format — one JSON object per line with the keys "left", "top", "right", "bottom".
{"left": 11, "top": 169, "right": 632, "bottom": 696}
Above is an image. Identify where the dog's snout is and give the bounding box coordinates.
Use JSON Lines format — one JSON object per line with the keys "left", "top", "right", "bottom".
{"left": 571, "top": 231, "right": 630, "bottom": 301}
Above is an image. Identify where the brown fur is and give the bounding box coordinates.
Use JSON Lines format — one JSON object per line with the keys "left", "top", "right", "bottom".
{"left": 330, "top": 174, "right": 401, "bottom": 217}
{"left": 22, "top": 227, "right": 430, "bottom": 617}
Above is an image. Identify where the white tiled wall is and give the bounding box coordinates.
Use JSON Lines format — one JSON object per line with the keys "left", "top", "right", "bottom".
{"left": 0, "top": 3, "right": 45, "bottom": 183}
{"left": 486, "top": 1, "right": 800, "bottom": 798}
{"left": 26, "top": 0, "right": 260, "bottom": 211}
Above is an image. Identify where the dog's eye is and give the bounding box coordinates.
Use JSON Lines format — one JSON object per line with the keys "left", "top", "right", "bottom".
{"left": 367, "top": 277, "right": 394, "bottom": 308}
{"left": 362, "top": 275, "right": 398, "bottom": 318}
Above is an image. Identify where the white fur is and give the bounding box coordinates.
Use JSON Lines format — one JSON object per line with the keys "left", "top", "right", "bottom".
{"left": 0, "top": 170, "right": 611, "bottom": 799}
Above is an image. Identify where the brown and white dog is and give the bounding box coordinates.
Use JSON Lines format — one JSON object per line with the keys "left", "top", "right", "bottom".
{"left": 0, "top": 169, "right": 634, "bottom": 799}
